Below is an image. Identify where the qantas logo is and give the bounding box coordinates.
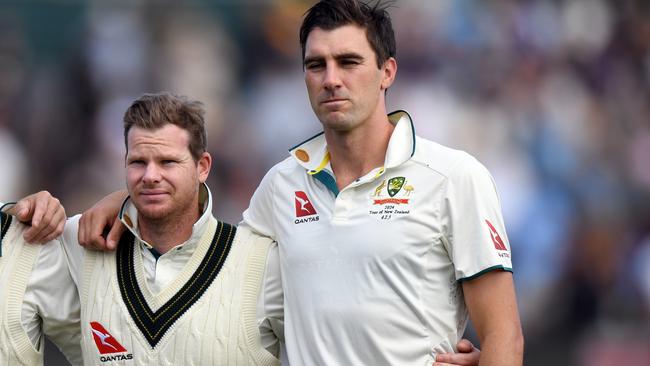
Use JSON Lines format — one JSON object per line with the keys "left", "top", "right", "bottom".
{"left": 294, "top": 191, "right": 319, "bottom": 224}
{"left": 295, "top": 191, "right": 317, "bottom": 217}
{"left": 90, "top": 322, "right": 126, "bottom": 354}
{"left": 90, "top": 322, "right": 134, "bottom": 362}
{"left": 485, "top": 220, "right": 507, "bottom": 251}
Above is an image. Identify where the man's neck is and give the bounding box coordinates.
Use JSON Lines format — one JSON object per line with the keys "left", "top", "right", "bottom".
{"left": 325, "top": 111, "right": 394, "bottom": 190}
{"left": 137, "top": 211, "right": 199, "bottom": 254}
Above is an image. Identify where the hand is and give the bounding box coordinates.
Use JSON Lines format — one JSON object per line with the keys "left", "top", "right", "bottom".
{"left": 433, "top": 339, "right": 481, "bottom": 366}
{"left": 5, "top": 191, "right": 66, "bottom": 244}
{"left": 78, "top": 190, "right": 128, "bottom": 251}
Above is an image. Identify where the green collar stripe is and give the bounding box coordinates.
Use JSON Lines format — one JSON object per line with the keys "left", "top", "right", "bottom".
{"left": 289, "top": 131, "right": 325, "bottom": 152}
{"left": 116, "top": 221, "right": 236, "bottom": 348}
{"left": 457, "top": 265, "right": 513, "bottom": 282}
{"left": 387, "top": 109, "right": 417, "bottom": 159}
{"left": 313, "top": 170, "right": 339, "bottom": 196}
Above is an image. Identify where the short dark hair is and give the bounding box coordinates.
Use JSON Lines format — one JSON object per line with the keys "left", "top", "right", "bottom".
{"left": 123, "top": 92, "right": 207, "bottom": 161}
{"left": 299, "top": 0, "right": 396, "bottom": 68}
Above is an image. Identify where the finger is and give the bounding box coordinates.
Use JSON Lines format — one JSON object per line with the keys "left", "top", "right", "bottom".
{"left": 29, "top": 192, "right": 51, "bottom": 228}
{"left": 8, "top": 200, "right": 32, "bottom": 221}
{"left": 32, "top": 196, "right": 62, "bottom": 242}
{"left": 456, "top": 339, "right": 475, "bottom": 353}
{"left": 24, "top": 194, "right": 62, "bottom": 243}
{"left": 42, "top": 205, "right": 67, "bottom": 243}
{"left": 106, "top": 217, "right": 126, "bottom": 251}
{"left": 42, "top": 216, "right": 66, "bottom": 243}
{"left": 22, "top": 196, "right": 53, "bottom": 243}
{"left": 78, "top": 212, "right": 105, "bottom": 249}
{"left": 435, "top": 353, "right": 475, "bottom": 365}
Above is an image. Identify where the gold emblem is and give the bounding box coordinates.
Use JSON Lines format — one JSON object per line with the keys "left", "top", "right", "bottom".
{"left": 403, "top": 185, "right": 414, "bottom": 196}
{"left": 373, "top": 179, "right": 387, "bottom": 197}
{"left": 295, "top": 149, "right": 309, "bottom": 162}
{"left": 123, "top": 214, "right": 133, "bottom": 228}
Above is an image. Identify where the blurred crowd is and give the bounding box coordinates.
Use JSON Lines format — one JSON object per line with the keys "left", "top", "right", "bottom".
{"left": 0, "top": 0, "right": 648, "bottom": 365}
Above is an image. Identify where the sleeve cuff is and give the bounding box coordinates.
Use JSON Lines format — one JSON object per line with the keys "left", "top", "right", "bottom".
{"left": 458, "top": 265, "right": 513, "bottom": 282}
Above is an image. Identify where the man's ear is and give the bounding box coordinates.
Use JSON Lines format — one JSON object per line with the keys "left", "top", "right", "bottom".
{"left": 197, "top": 152, "right": 212, "bottom": 183}
{"left": 380, "top": 57, "right": 397, "bottom": 90}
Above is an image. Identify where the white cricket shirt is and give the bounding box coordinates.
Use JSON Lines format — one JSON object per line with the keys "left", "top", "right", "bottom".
{"left": 242, "top": 110, "right": 513, "bottom": 365}
{"left": 0, "top": 203, "right": 82, "bottom": 365}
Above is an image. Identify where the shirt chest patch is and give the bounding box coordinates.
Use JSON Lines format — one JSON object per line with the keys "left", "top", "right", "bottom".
{"left": 368, "top": 176, "right": 414, "bottom": 220}
{"left": 89, "top": 322, "right": 134, "bottom": 362}
{"left": 293, "top": 191, "right": 321, "bottom": 225}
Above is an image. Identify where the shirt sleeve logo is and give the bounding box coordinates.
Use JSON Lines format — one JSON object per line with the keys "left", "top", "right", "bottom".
{"left": 485, "top": 219, "right": 507, "bottom": 251}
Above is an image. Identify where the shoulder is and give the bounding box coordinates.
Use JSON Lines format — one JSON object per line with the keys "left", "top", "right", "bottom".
{"left": 265, "top": 156, "right": 301, "bottom": 179}
{"left": 233, "top": 224, "right": 274, "bottom": 249}
{"left": 254, "top": 156, "right": 302, "bottom": 193}
{"left": 411, "top": 136, "right": 489, "bottom": 181}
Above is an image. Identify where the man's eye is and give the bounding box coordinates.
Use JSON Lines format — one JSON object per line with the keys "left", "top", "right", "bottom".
{"left": 306, "top": 62, "right": 324, "bottom": 70}
{"left": 129, "top": 160, "right": 144, "bottom": 165}
{"left": 341, "top": 59, "right": 359, "bottom": 66}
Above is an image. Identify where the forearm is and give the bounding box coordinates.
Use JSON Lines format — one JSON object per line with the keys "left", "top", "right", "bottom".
{"left": 477, "top": 331, "right": 523, "bottom": 366}
{"left": 462, "top": 271, "right": 524, "bottom": 366}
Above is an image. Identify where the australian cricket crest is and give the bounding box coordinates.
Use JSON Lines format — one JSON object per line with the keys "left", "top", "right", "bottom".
{"left": 368, "top": 176, "right": 414, "bottom": 220}
{"left": 387, "top": 177, "right": 405, "bottom": 197}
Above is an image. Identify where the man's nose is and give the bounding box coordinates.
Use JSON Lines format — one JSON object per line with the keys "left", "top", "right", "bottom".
{"left": 142, "top": 163, "right": 162, "bottom": 183}
{"left": 323, "top": 64, "right": 342, "bottom": 90}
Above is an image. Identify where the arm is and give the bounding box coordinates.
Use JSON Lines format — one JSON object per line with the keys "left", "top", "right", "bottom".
{"left": 2, "top": 191, "right": 66, "bottom": 243}
{"left": 27, "top": 239, "right": 82, "bottom": 365}
{"left": 461, "top": 271, "right": 524, "bottom": 366}
{"left": 78, "top": 190, "right": 128, "bottom": 251}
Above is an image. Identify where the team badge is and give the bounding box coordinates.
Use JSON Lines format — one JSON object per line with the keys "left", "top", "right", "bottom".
{"left": 90, "top": 322, "right": 133, "bottom": 362}
{"left": 369, "top": 177, "right": 414, "bottom": 220}
{"left": 387, "top": 177, "right": 405, "bottom": 197}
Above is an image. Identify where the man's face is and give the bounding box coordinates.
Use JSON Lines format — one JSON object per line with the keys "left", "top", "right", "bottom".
{"left": 304, "top": 24, "right": 395, "bottom": 132}
{"left": 125, "top": 124, "right": 210, "bottom": 222}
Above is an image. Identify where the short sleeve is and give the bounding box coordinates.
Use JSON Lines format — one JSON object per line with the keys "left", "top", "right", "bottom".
{"left": 242, "top": 167, "right": 278, "bottom": 240}
{"left": 442, "top": 155, "right": 513, "bottom": 281}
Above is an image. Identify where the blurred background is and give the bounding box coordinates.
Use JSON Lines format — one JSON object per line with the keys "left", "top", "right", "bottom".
{"left": 0, "top": 0, "right": 649, "bottom": 365}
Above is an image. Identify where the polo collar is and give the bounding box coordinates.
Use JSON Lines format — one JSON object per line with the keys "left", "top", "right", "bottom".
{"left": 288, "top": 110, "right": 416, "bottom": 193}
{"left": 118, "top": 182, "right": 212, "bottom": 250}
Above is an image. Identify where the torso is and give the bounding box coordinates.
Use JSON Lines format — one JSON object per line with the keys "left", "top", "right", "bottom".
{"left": 79, "top": 219, "right": 279, "bottom": 366}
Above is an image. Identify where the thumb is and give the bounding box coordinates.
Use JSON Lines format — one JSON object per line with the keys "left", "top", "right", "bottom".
{"left": 456, "top": 339, "right": 474, "bottom": 353}
{"left": 11, "top": 201, "right": 33, "bottom": 222}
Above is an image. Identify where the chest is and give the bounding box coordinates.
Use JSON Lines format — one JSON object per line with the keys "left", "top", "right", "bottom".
{"left": 80, "top": 251, "right": 244, "bottom": 365}
{"left": 272, "top": 167, "right": 449, "bottom": 274}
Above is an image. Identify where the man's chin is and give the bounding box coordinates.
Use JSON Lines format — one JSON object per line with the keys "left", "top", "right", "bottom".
{"left": 134, "top": 203, "right": 172, "bottom": 221}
